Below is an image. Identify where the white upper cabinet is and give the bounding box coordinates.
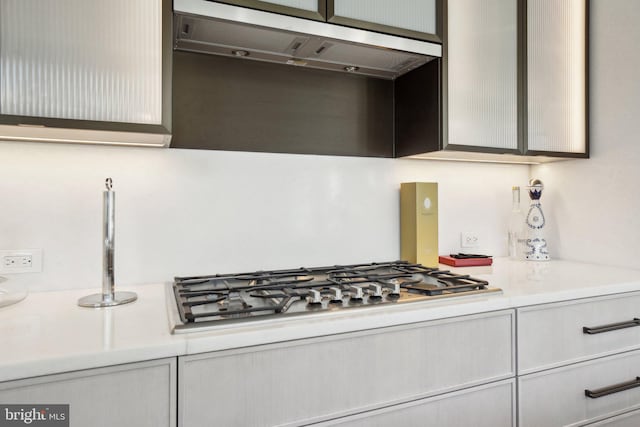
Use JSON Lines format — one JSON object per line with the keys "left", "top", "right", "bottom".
{"left": 1, "top": 0, "right": 161, "bottom": 124}
{"left": 210, "top": 1, "right": 440, "bottom": 42}
{"left": 407, "top": 0, "right": 588, "bottom": 163}
{"left": 526, "top": 0, "right": 587, "bottom": 155}
{"left": 446, "top": 0, "right": 518, "bottom": 151}
{"left": 0, "top": 0, "right": 171, "bottom": 146}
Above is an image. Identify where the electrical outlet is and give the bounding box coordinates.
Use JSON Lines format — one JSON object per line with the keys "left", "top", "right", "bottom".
{"left": 0, "top": 249, "right": 43, "bottom": 274}
{"left": 4, "top": 255, "right": 32, "bottom": 268}
{"left": 460, "top": 232, "right": 480, "bottom": 248}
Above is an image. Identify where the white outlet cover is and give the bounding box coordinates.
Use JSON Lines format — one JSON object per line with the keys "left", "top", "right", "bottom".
{"left": 460, "top": 232, "right": 480, "bottom": 248}
{"left": 0, "top": 249, "right": 43, "bottom": 274}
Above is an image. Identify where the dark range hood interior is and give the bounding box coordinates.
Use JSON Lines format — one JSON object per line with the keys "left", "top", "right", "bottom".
{"left": 171, "top": 3, "right": 441, "bottom": 158}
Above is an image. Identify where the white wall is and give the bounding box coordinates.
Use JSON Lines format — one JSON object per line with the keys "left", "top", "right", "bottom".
{"left": 5, "top": 2, "right": 633, "bottom": 291}
{"left": 0, "top": 141, "right": 528, "bottom": 291}
{"left": 532, "top": 0, "right": 640, "bottom": 269}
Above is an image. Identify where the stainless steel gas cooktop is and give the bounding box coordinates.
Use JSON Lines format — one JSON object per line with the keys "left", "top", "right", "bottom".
{"left": 169, "top": 261, "right": 500, "bottom": 333}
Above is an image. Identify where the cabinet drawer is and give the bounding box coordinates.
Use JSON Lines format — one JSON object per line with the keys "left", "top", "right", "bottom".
{"left": 179, "top": 310, "right": 514, "bottom": 427}
{"left": 519, "top": 350, "right": 640, "bottom": 427}
{"left": 585, "top": 409, "right": 640, "bottom": 426}
{"left": 316, "top": 379, "right": 515, "bottom": 427}
{"left": 0, "top": 358, "right": 177, "bottom": 427}
{"left": 518, "top": 292, "right": 640, "bottom": 374}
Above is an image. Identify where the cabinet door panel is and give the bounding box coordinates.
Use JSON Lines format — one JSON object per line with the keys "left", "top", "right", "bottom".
{"left": 317, "top": 379, "right": 515, "bottom": 427}
{"left": 446, "top": 0, "right": 518, "bottom": 151}
{"left": 328, "top": 0, "right": 438, "bottom": 42}
{"left": 526, "top": 0, "right": 587, "bottom": 154}
{"left": 179, "top": 311, "right": 514, "bottom": 427}
{"left": 0, "top": 358, "right": 177, "bottom": 427}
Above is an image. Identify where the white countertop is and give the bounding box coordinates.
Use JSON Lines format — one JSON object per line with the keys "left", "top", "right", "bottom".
{"left": 2, "top": 258, "right": 640, "bottom": 382}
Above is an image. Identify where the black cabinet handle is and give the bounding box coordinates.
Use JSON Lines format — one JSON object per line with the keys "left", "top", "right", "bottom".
{"left": 582, "top": 318, "right": 640, "bottom": 334}
{"left": 585, "top": 377, "right": 640, "bottom": 399}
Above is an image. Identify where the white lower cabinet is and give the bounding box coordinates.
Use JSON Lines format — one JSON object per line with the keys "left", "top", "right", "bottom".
{"left": 518, "top": 292, "right": 640, "bottom": 374}
{"left": 314, "top": 379, "right": 516, "bottom": 427}
{"left": 517, "top": 292, "right": 640, "bottom": 427}
{"left": 178, "top": 310, "right": 515, "bottom": 427}
{"left": 586, "top": 409, "right": 640, "bottom": 426}
{"left": 0, "top": 358, "right": 177, "bottom": 427}
{"left": 519, "top": 349, "right": 640, "bottom": 427}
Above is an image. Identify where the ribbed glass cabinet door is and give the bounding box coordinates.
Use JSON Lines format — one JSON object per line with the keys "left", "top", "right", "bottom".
{"left": 527, "top": 0, "right": 586, "bottom": 154}
{"left": 0, "top": 0, "right": 163, "bottom": 125}
{"left": 328, "top": 0, "right": 438, "bottom": 41}
{"left": 447, "top": 0, "right": 518, "bottom": 150}
{"left": 216, "top": 1, "right": 326, "bottom": 20}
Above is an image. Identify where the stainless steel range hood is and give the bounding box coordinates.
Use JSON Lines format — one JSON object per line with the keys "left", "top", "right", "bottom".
{"left": 173, "top": 0, "right": 442, "bottom": 80}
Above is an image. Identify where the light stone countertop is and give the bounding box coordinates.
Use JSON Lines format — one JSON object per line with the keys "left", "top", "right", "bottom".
{"left": 2, "top": 258, "right": 640, "bottom": 382}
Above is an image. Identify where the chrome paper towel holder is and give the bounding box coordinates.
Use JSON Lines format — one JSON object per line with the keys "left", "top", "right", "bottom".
{"left": 78, "top": 178, "right": 137, "bottom": 308}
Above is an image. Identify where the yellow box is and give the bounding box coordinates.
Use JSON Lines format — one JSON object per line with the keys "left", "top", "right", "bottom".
{"left": 400, "top": 182, "right": 438, "bottom": 267}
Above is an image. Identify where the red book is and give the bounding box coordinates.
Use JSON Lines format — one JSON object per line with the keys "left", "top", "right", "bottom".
{"left": 439, "top": 255, "right": 493, "bottom": 267}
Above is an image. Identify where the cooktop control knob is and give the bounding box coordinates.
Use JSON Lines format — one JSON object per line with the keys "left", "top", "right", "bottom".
{"left": 369, "top": 283, "right": 383, "bottom": 298}
{"left": 349, "top": 285, "right": 364, "bottom": 300}
{"left": 329, "top": 287, "right": 343, "bottom": 303}
{"left": 387, "top": 280, "right": 401, "bottom": 294}
{"left": 307, "top": 289, "right": 323, "bottom": 305}
{"left": 385, "top": 279, "right": 401, "bottom": 298}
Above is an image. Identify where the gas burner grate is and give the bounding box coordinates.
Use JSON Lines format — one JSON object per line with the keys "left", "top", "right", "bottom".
{"left": 172, "top": 261, "right": 499, "bottom": 327}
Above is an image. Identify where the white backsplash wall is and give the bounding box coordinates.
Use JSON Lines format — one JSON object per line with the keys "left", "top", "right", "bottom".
{"left": 0, "top": 141, "right": 528, "bottom": 291}
{"left": 531, "top": 0, "right": 640, "bottom": 270}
